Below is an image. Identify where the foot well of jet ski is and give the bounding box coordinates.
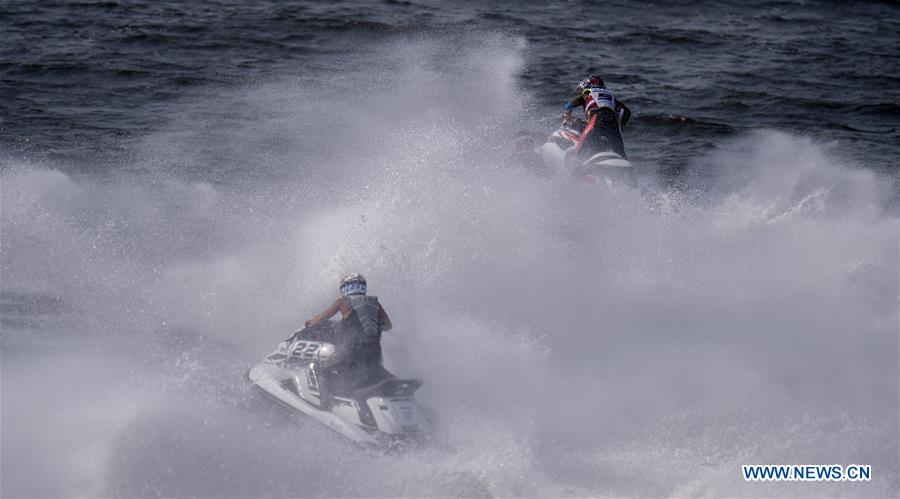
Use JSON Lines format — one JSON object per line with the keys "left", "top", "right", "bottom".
{"left": 351, "top": 378, "right": 423, "bottom": 428}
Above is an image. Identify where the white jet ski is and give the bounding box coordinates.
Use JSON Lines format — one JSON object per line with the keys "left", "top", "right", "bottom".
{"left": 247, "top": 322, "right": 428, "bottom": 446}
{"left": 538, "top": 119, "right": 635, "bottom": 186}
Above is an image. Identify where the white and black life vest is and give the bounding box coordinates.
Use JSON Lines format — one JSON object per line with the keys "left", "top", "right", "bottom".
{"left": 584, "top": 87, "right": 616, "bottom": 117}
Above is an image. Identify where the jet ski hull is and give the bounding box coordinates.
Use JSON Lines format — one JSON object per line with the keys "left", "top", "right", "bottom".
{"left": 580, "top": 151, "right": 635, "bottom": 186}
{"left": 248, "top": 362, "right": 381, "bottom": 444}
{"left": 248, "top": 327, "right": 428, "bottom": 446}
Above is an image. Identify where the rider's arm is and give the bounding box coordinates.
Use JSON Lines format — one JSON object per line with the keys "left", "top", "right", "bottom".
{"left": 379, "top": 307, "right": 393, "bottom": 331}
{"left": 564, "top": 95, "right": 585, "bottom": 120}
{"left": 616, "top": 100, "right": 632, "bottom": 127}
{"left": 306, "top": 298, "right": 350, "bottom": 327}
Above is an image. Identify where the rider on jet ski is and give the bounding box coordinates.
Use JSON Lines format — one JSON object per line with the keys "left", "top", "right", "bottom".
{"left": 563, "top": 75, "right": 632, "bottom": 159}
{"left": 305, "top": 273, "right": 392, "bottom": 408}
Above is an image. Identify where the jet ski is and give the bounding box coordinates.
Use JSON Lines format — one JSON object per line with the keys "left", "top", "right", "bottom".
{"left": 538, "top": 119, "right": 635, "bottom": 186}
{"left": 247, "top": 322, "right": 428, "bottom": 446}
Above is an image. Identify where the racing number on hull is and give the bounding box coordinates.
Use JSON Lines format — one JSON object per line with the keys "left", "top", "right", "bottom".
{"left": 290, "top": 341, "right": 322, "bottom": 360}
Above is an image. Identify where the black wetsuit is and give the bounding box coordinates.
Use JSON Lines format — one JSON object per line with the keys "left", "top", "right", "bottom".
{"left": 329, "top": 295, "right": 386, "bottom": 396}
{"left": 577, "top": 107, "right": 627, "bottom": 159}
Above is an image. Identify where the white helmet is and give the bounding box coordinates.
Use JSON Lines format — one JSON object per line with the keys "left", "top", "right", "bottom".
{"left": 339, "top": 273, "right": 367, "bottom": 296}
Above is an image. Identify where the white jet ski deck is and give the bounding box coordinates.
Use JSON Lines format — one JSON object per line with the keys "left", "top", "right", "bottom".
{"left": 248, "top": 323, "right": 428, "bottom": 447}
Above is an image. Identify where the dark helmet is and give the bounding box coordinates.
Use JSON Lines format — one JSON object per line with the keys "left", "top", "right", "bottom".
{"left": 577, "top": 75, "right": 605, "bottom": 91}
{"left": 339, "top": 273, "right": 367, "bottom": 296}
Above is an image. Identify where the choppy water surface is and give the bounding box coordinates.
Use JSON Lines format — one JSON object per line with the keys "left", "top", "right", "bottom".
{"left": 2, "top": 1, "right": 898, "bottom": 497}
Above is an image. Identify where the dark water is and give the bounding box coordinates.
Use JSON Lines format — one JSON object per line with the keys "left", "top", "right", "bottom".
{"left": 2, "top": 1, "right": 899, "bottom": 497}
{"left": 3, "top": 0, "right": 899, "bottom": 175}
